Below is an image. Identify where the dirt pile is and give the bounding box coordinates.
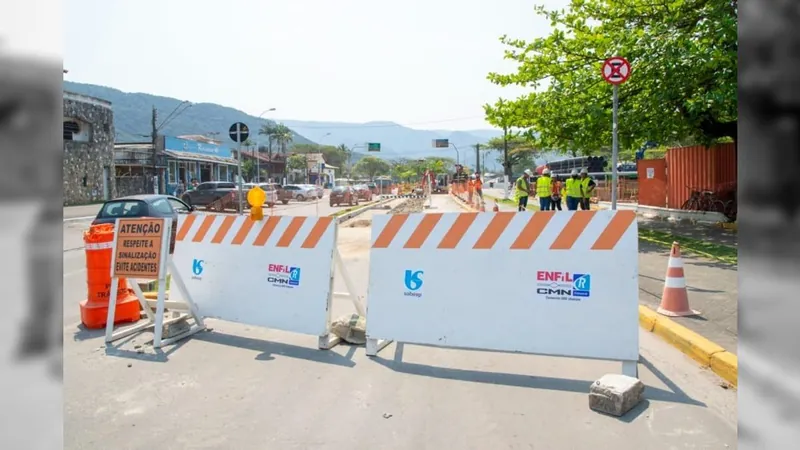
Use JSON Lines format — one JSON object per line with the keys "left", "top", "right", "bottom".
{"left": 390, "top": 198, "right": 425, "bottom": 215}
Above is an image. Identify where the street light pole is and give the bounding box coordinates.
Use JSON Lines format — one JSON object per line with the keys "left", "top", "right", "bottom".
{"left": 255, "top": 107, "right": 276, "bottom": 183}
{"left": 449, "top": 142, "right": 460, "bottom": 165}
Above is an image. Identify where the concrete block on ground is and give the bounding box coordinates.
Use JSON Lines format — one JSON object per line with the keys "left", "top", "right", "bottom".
{"left": 162, "top": 317, "right": 190, "bottom": 339}
{"left": 589, "top": 374, "right": 645, "bottom": 417}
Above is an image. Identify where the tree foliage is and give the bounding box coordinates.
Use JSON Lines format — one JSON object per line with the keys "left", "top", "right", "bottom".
{"left": 485, "top": 0, "right": 737, "bottom": 155}
{"left": 388, "top": 157, "right": 455, "bottom": 182}
{"left": 353, "top": 156, "right": 391, "bottom": 180}
{"left": 287, "top": 154, "right": 307, "bottom": 172}
{"left": 482, "top": 134, "right": 539, "bottom": 173}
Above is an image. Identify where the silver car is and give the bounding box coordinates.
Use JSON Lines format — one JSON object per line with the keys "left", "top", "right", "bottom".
{"left": 242, "top": 183, "right": 278, "bottom": 207}
{"left": 282, "top": 184, "right": 316, "bottom": 201}
{"left": 299, "top": 184, "right": 324, "bottom": 199}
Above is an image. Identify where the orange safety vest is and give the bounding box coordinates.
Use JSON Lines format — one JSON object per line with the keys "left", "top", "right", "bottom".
{"left": 474, "top": 178, "right": 483, "bottom": 190}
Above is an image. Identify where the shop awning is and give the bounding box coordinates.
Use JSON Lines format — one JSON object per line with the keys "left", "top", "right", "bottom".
{"left": 163, "top": 150, "right": 238, "bottom": 165}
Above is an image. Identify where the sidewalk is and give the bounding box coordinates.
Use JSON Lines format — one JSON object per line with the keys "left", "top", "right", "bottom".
{"left": 485, "top": 196, "right": 738, "bottom": 355}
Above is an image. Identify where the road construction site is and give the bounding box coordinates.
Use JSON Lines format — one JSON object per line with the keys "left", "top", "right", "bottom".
{"left": 62, "top": 194, "right": 737, "bottom": 449}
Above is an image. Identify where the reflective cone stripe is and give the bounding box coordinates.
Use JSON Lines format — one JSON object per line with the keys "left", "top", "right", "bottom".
{"left": 657, "top": 241, "right": 699, "bottom": 317}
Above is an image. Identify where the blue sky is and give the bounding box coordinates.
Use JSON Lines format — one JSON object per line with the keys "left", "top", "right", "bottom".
{"left": 64, "top": 0, "right": 567, "bottom": 130}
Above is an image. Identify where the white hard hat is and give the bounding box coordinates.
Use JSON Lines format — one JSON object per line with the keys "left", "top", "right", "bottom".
{"left": 580, "top": 168, "right": 588, "bottom": 174}
{"left": 524, "top": 169, "right": 533, "bottom": 176}
{"left": 542, "top": 168, "right": 551, "bottom": 175}
{"left": 570, "top": 169, "right": 578, "bottom": 176}
{"left": 470, "top": 174, "right": 476, "bottom": 179}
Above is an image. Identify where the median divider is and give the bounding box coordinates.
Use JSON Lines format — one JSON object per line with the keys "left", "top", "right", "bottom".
{"left": 364, "top": 209, "right": 641, "bottom": 378}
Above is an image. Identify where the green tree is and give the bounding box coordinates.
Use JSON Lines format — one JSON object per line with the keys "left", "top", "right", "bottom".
{"left": 483, "top": 134, "right": 540, "bottom": 175}
{"left": 287, "top": 154, "right": 307, "bottom": 172}
{"left": 353, "top": 155, "right": 390, "bottom": 180}
{"left": 338, "top": 144, "right": 353, "bottom": 177}
{"left": 485, "top": 0, "right": 737, "bottom": 155}
{"left": 241, "top": 159, "right": 256, "bottom": 182}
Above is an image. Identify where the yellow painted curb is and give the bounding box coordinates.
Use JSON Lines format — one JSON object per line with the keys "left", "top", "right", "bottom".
{"left": 638, "top": 305, "right": 737, "bottom": 387}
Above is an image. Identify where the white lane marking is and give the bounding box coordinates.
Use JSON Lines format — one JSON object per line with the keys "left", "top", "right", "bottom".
{"left": 63, "top": 216, "right": 95, "bottom": 222}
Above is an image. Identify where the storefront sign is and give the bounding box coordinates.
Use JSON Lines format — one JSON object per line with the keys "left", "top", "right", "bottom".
{"left": 164, "top": 136, "right": 233, "bottom": 158}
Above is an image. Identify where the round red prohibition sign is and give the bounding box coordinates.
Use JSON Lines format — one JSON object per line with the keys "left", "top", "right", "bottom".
{"left": 602, "top": 57, "right": 631, "bottom": 84}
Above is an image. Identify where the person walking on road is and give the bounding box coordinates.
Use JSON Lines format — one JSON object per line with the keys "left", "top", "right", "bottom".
{"left": 550, "top": 174, "right": 563, "bottom": 211}
{"left": 536, "top": 168, "right": 553, "bottom": 211}
{"left": 515, "top": 169, "right": 533, "bottom": 211}
{"left": 579, "top": 168, "right": 596, "bottom": 210}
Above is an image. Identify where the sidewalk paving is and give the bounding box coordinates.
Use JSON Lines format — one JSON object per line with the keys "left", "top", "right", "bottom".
{"left": 486, "top": 197, "right": 738, "bottom": 355}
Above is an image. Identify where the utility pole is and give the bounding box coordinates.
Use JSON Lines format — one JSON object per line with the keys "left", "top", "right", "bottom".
{"left": 151, "top": 106, "right": 158, "bottom": 194}
{"left": 474, "top": 143, "right": 481, "bottom": 175}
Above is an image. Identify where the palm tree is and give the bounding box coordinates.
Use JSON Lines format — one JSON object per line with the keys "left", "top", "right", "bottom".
{"left": 270, "top": 124, "right": 294, "bottom": 181}
{"left": 258, "top": 123, "right": 278, "bottom": 180}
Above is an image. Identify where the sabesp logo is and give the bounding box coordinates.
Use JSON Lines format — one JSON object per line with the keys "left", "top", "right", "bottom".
{"left": 191, "top": 259, "right": 204, "bottom": 279}
{"left": 404, "top": 270, "right": 423, "bottom": 297}
{"left": 268, "top": 264, "right": 301, "bottom": 288}
{"left": 535, "top": 271, "right": 591, "bottom": 300}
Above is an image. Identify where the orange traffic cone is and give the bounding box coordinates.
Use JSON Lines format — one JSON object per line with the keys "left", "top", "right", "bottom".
{"left": 492, "top": 202, "right": 499, "bottom": 212}
{"left": 657, "top": 242, "right": 699, "bottom": 317}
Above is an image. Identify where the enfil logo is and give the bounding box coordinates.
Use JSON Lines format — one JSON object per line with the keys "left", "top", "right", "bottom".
{"left": 535, "top": 271, "right": 591, "bottom": 300}
{"left": 403, "top": 270, "right": 423, "bottom": 297}
{"left": 268, "top": 264, "right": 301, "bottom": 288}
{"left": 191, "top": 259, "right": 204, "bottom": 280}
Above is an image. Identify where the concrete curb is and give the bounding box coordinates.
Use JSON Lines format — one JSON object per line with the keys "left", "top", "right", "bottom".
{"left": 449, "top": 193, "right": 479, "bottom": 212}
{"left": 638, "top": 305, "right": 737, "bottom": 386}
{"left": 449, "top": 196, "right": 739, "bottom": 387}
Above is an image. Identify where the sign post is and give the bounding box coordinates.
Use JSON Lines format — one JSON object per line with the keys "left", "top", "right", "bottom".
{"left": 229, "top": 122, "right": 250, "bottom": 214}
{"left": 601, "top": 56, "right": 631, "bottom": 210}
{"left": 432, "top": 139, "right": 459, "bottom": 165}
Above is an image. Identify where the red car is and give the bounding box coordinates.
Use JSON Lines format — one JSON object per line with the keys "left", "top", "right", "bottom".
{"left": 353, "top": 184, "right": 373, "bottom": 201}
{"left": 329, "top": 186, "right": 359, "bottom": 207}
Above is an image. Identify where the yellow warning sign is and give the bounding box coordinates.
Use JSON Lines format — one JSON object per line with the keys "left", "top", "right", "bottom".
{"left": 112, "top": 218, "right": 165, "bottom": 279}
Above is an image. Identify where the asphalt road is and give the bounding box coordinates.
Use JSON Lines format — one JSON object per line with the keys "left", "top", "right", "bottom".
{"left": 62, "top": 195, "right": 737, "bottom": 449}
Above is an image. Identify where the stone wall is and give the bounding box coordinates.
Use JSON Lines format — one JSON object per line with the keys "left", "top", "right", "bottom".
{"left": 63, "top": 91, "right": 116, "bottom": 205}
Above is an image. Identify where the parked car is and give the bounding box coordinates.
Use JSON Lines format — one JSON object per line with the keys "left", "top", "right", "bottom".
{"left": 366, "top": 182, "right": 379, "bottom": 195}
{"left": 180, "top": 181, "right": 240, "bottom": 207}
{"left": 299, "top": 184, "right": 324, "bottom": 199}
{"left": 353, "top": 184, "right": 373, "bottom": 201}
{"left": 92, "top": 195, "right": 195, "bottom": 254}
{"left": 282, "top": 184, "right": 316, "bottom": 202}
{"left": 243, "top": 183, "right": 278, "bottom": 207}
{"left": 329, "top": 186, "right": 359, "bottom": 207}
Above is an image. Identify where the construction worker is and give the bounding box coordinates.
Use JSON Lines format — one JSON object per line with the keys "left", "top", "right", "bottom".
{"left": 536, "top": 168, "right": 553, "bottom": 210}
{"left": 565, "top": 169, "right": 581, "bottom": 210}
{"left": 550, "top": 174, "right": 563, "bottom": 211}
{"left": 467, "top": 174, "right": 475, "bottom": 205}
{"left": 515, "top": 169, "right": 533, "bottom": 211}
{"left": 473, "top": 171, "right": 484, "bottom": 208}
{"left": 579, "top": 168, "right": 596, "bottom": 210}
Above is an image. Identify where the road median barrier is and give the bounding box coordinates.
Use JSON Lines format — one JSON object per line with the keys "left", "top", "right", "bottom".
{"left": 638, "top": 305, "right": 737, "bottom": 386}
{"left": 365, "top": 209, "right": 642, "bottom": 379}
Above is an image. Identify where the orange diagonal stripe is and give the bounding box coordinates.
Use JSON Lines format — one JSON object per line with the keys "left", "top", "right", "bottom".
{"left": 550, "top": 211, "right": 596, "bottom": 250}
{"left": 301, "top": 217, "right": 333, "bottom": 249}
{"left": 192, "top": 215, "right": 217, "bottom": 242}
{"left": 176, "top": 214, "right": 197, "bottom": 241}
{"left": 231, "top": 218, "right": 257, "bottom": 245}
{"left": 591, "top": 210, "right": 636, "bottom": 250}
{"left": 372, "top": 215, "right": 409, "bottom": 248}
{"left": 510, "top": 212, "right": 554, "bottom": 249}
{"left": 276, "top": 217, "right": 307, "bottom": 247}
{"left": 474, "top": 212, "right": 515, "bottom": 249}
{"left": 211, "top": 216, "right": 237, "bottom": 244}
{"left": 438, "top": 213, "right": 477, "bottom": 249}
{"left": 253, "top": 216, "right": 282, "bottom": 246}
{"left": 404, "top": 214, "right": 442, "bottom": 248}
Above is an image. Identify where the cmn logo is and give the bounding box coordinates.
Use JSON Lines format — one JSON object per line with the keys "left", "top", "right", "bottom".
{"left": 192, "top": 259, "right": 204, "bottom": 276}
{"left": 404, "top": 270, "right": 423, "bottom": 291}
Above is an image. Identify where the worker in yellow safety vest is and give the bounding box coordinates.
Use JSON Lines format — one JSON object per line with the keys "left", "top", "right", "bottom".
{"left": 579, "top": 168, "right": 596, "bottom": 210}
{"left": 565, "top": 169, "right": 581, "bottom": 210}
{"left": 515, "top": 169, "right": 533, "bottom": 211}
{"left": 535, "top": 168, "right": 553, "bottom": 211}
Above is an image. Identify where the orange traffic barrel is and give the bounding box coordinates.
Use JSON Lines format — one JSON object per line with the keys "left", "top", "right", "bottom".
{"left": 80, "top": 223, "right": 141, "bottom": 329}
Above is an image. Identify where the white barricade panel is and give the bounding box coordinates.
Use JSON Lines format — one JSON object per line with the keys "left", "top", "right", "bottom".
{"left": 366, "top": 210, "right": 639, "bottom": 362}
{"left": 173, "top": 214, "right": 336, "bottom": 336}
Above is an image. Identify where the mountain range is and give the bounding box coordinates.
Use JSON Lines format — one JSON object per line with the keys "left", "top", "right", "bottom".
{"left": 63, "top": 81, "right": 503, "bottom": 163}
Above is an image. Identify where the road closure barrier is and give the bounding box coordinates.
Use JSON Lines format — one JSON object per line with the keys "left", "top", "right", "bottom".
{"left": 172, "top": 213, "right": 363, "bottom": 349}
{"left": 365, "top": 210, "right": 640, "bottom": 377}
{"left": 81, "top": 223, "right": 139, "bottom": 329}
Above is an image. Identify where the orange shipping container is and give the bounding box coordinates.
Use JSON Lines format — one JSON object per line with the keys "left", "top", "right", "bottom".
{"left": 665, "top": 143, "right": 737, "bottom": 209}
